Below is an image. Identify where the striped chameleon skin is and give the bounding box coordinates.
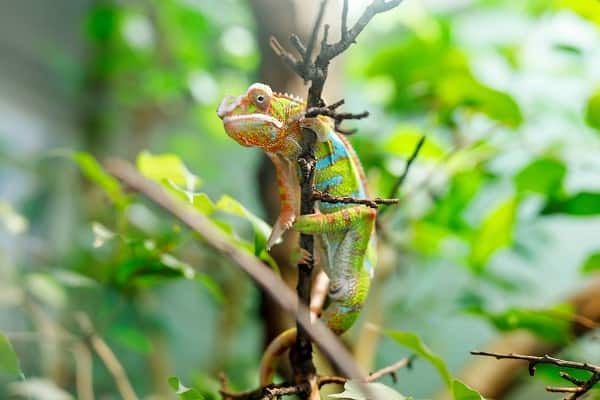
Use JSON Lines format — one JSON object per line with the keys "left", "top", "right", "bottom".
{"left": 217, "top": 83, "right": 376, "bottom": 384}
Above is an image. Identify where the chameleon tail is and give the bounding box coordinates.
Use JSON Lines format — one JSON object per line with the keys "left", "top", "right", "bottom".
{"left": 259, "top": 328, "right": 297, "bottom": 386}
{"left": 258, "top": 280, "right": 370, "bottom": 385}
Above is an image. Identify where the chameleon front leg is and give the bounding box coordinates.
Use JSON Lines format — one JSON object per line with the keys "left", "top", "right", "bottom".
{"left": 293, "top": 205, "right": 376, "bottom": 334}
{"left": 266, "top": 152, "right": 300, "bottom": 250}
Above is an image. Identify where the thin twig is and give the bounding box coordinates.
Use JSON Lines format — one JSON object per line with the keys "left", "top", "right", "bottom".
{"left": 388, "top": 135, "right": 426, "bottom": 199}
{"left": 73, "top": 342, "right": 95, "bottom": 400}
{"left": 76, "top": 313, "right": 139, "bottom": 400}
{"left": 471, "top": 351, "right": 600, "bottom": 400}
{"left": 366, "top": 356, "right": 414, "bottom": 382}
{"left": 313, "top": 189, "right": 398, "bottom": 209}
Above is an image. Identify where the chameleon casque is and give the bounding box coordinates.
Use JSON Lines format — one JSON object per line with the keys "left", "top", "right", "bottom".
{"left": 217, "top": 83, "right": 376, "bottom": 384}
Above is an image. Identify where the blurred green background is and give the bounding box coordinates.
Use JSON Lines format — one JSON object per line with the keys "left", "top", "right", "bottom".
{"left": 1, "top": 0, "right": 600, "bottom": 399}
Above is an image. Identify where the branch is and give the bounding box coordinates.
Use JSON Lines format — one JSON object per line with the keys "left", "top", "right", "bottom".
{"left": 268, "top": 2, "right": 403, "bottom": 393}
{"left": 305, "top": 102, "right": 370, "bottom": 134}
{"left": 76, "top": 313, "right": 139, "bottom": 400}
{"left": 471, "top": 351, "right": 600, "bottom": 400}
{"left": 313, "top": 189, "right": 398, "bottom": 209}
{"left": 104, "top": 158, "right": 367, "bottom": 384}
{"left": 220, "top": 357, "right": 413, "bottom": 399}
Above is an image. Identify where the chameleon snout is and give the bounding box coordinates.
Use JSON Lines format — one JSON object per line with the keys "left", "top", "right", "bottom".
{"left": 217, "top": 95, "right": 240, "bottom": 119}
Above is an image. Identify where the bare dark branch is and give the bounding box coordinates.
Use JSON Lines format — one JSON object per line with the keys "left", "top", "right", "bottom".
{"left": 268, "top": 1, "right": 403, "bottom": 397}
{"left": 313, "top": 190, "right": 398, "bottom": 209}
{"left": 389, "top": 135, "right": 426, "bottom": 198}
{"left": 471, "top": 351, "right": 600, "bottom": 400}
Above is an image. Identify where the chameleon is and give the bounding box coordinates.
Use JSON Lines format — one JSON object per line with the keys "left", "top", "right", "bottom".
{"left": 217, "top": 83, "right": 376, "bottom": 384}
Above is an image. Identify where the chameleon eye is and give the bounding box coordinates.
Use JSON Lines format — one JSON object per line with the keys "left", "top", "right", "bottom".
{"left": 256, "top": 95, "right": 265, "bottom": 103}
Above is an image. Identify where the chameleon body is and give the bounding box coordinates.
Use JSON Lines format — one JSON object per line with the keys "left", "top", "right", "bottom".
{"left": 217, "top": 83, "right": 376, "bottom": 383}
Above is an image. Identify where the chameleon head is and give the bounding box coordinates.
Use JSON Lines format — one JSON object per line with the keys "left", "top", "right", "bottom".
{"left": 217, "top": 83, "right": 287, "bottom": 150}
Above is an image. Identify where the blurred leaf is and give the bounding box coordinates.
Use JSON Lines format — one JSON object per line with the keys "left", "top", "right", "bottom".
{"left": 585, "top": 90, "right": 600, "bottom": 131}
{"left": 136, "top": 151, "right": 216, "bottom": 214}
{"left": 26, "top": 274, "right": 67, "bottom": 309}
{"left": 137, "top": 151, "right": 202, "bottom": 190}
{"left": 86, "top": 4, "right": 120, "bottom": 42}
{"left": 515, "top": 158, "right": 566, "bottom": 196}
{"left": 216, "top": 195, "right": 271, "bottom": 254}
{"left": 437, "top": 73, "right": 522, "bottom": 127}
{"left": 469, "top": 303, "right": 573, "bottom": 344}
{"left": 0, "top": 331, "right": 21, "bottom": 376}
{"left": 469, "top": 196, "right": 518, "bottom": 272}
{"left": 581, "top": 251, "right": 600, "bottom": 274}
{"left": 51, "top": 270, "right": 99, "bottom": 288}
{"left": 92, "top": 222, "right": 116, "bottom": 248}
{"left": 452, "top": 380, "right": 485, "bottom": 400}
{"left": 109, "top": 324, "right": 153, "bottom": 354}
{"left": 72, "top": 152, "right": 128, "bottom": 207}
{"left": 367, "top": 25, "right": 521, "bottom": 127}
{"left": 329, "top": 381, "right": 406, "bottom": 399}
{"left": 192, "top": 373, "right": 222, "bottom": 400}
{"left": 0, "top": 201, "right": 28, "bottom": 235}
{"left": 427, "top": 169, "right": 484, "bottom": 232}
{"left": 410, "top": 220, "right": 453, "bottom": 255}
{"left": 168, "top": 376, "right": 205, "bottom": 400}
{"left": 386, "top": 330, "right": 452, "bottom": 386}
{"left": 385, "top": 127, "right": 444, "bottom": 160}
{"left": 8, "top": 378, "right": 73, "bottom": 400}
{"left": 533, "top": 363, "right": 594, "bottom": 386}
{"left": 543, "top": 192, "right": 600, "bottom": 215}
{"left": 160, "top": 253, "right": 196, "bottom": 279}
{"left": 557, "top": 0, "right": 600, "bottom": 26}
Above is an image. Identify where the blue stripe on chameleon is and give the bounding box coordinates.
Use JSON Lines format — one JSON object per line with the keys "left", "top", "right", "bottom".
{"left": 335, "top": 304, "right": 363, "bottom": 313}
{"left": 316, "top": 131, "right": 348, "bottom": 170}
{"left": 315, "top": 175, "right": 343, "bottom": 191}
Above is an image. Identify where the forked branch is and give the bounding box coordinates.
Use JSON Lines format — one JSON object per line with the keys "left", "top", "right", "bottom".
{"left": 471, "top": 351, "right": 600, "bottom": 400}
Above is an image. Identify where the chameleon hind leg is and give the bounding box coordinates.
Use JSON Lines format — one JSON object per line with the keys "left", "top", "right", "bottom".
{"left": 293, "top": 205, "right": 376, "bottom": 334}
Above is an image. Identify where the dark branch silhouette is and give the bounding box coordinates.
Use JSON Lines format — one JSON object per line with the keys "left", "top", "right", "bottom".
{"left": 268, "top": 1, "right": 404, "bottom": 396}
{"left": 471, "top": 351, "right": 600, "bottom": 400}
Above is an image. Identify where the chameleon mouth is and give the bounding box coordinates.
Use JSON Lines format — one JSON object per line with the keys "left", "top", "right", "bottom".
{"left": 217, "top": 95, "right": 241, "bottom": 118}
{"left": 222, "top": 114, "right": 283, "bottom": 129}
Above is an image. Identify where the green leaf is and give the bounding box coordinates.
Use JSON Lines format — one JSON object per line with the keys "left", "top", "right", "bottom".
{"left": 437, "top": 73, "right": 522, "bottom": 127}
{"left": 452, "top": 380, "right": 485, "bottom": 400}
{"left": 168, "top": 376, "right": 205, "bottom": 400}
{"left": 581, "top": 252, "right": 600, "bottom": 274}
{"left": 385, "top": 127, "right": 444, "bottom": 160}
{"left": 469, "top": 304, "right": 573, "bottom": 344}
{"left": 109, "top": 324, "right": 153, "bottom": 354}
{"left": 0, "top": 331, "right": 21, "bottom": 376}
{"left": 468, "top": 196, "right": 518, "bottom": 272}
{"left": 72, "top": 152, "right": 128, "bottom": 207}
{"left": 386, "top": 330, "right": 452, "bottom": 387}
{"left": 543, "top": 192, "right": 600, "bottom": 215}
{"left": 159, "top": 254, "right": 224, "bottom": 302}
{"left": 329, "top": 381, "right": 406, "bottom": 400}
{"left": 515, "top": 158, "right": 566, "bottom": 196}
{"left": 426, "top": 169, "right": 484, "bottom": 232}
{"left": 137, "top": 151, "right": 202, "bottom": 190}
{"left": 216, "top": 195, "right": 271, "bottom": 253}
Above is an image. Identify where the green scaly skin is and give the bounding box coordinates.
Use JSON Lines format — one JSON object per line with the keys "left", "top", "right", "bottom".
{"left": 217, "top": 83, "right": 376, "bottom": 383}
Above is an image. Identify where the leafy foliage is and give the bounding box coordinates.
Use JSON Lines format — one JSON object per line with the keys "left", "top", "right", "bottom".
{"left": 468, "top": 304, "right": 574, "bottom": 344}
{"left": 580, "top": 252, "right": 600, "bottom": 274}
{"left": 386, "top": 330, "right": 486, "bottom": 399}
{"left": 0, "top": 331, "right": 20, "bottom": 377}
{"left": 330, "top": 381, "right": 406, "bottom": 400}
{"left": 169, "top": 377, "right": 205, "bottom": 400}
